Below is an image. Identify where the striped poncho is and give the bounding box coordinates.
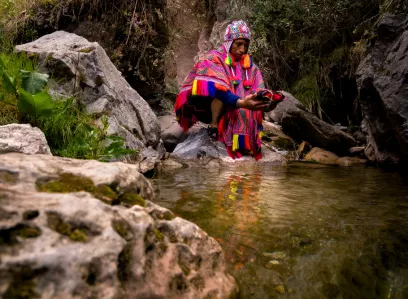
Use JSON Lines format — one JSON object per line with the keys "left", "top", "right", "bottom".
{"left": 174, "top": 46, "right": 266, "bottom": 160}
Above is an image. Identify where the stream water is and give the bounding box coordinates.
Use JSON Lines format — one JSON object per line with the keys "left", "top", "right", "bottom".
{"left": 152, "top": 162, "right": 408, "bottom": 298}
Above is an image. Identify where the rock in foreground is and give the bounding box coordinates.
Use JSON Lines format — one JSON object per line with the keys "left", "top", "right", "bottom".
{"left": 0, "top": 153, "right": 237, "bottom": 298}
{"left": 0, "top": 124, "right": 51, "bottom": 155}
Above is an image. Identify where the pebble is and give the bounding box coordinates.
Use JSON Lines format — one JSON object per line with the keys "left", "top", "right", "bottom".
{"left": 275, "top": 285, "right": 285, "bottom": 294}
{"left": 265, "top": 260, "right": 280, "bottom": 269}
{"left": 262, "top": 252, "right": 287, "bottom": 260}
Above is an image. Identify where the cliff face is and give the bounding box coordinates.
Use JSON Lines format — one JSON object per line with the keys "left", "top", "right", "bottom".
{"left": 163, "top": 0, "right": 216, "bottom": 94}
{"left": 356, "top": 14, "right": 408, "bottom": 166}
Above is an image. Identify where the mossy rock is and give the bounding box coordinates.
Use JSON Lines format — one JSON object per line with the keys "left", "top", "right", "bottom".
{"left": 119, "top": 193, "right": 146, "bottom": 207}
{"left": 3, "top": 268, "right": 39, "bottom": 299}
{"left": 154, "top": 229, "right": 165, "bottom": 242}
{"left": 0, "top": 224, "right": 41, "bottom": 246}
{"left": 94, "top": 185, "right": 119, "bottom": 205}
{"left": 0, "top": 170, "right": 19, "bottom": 185}
{"left": 37, "top": 173, "right": 120, "bottom": 205}
{"left": 46, "top": 212, "right": 89, "bottom": 243}
{"left": 112, "top": 218, "right": 133, "bottom": 241}
{"left": 118, "top": 243, "right": 133, "bottom": 283}
{"left": 37, "top": 173, "right": 96, "bottom": 193}
{"left": 179, "top": 261, "right": 191, "bottom": 276}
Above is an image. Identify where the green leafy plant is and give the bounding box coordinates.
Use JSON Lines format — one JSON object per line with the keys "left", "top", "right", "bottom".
{"left": 42, "top": 108, "right": 137, "bottom": 161}
{"left": 0, "top": 55, "right": 54, "bottom": 124}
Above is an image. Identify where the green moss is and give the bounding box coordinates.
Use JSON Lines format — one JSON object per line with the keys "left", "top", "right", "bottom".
{"left": 118, "top": 243, "right": 133, "bottom": 283}
{"left": 0, "top": 224, "right": 41, "bottom": 246}
{"left": 3, "top": 268, "right": 39, "bottom": 299}
{"left": 37, "top": 173, "right": 95, "bottom": 193}
{"left": 163, "top": 211, "right": 175, "bottom": 220}
{"left": 94, "top": 185, "right": 119, "bottom": 205}
{"left": 119, "top": 193, "right": 146, "bottom": 207}
{"left": 18, "top": 226, "right": 41, "bottom": 238}
{"left": 179, "top": 261, "right": 191, "bottom": 276}
{"left": 70, "top": 229, "right": 87, "bottom": 242}
{"left": 0, "top": 170, "right": 18, "bottom": 184}
{"left": 78, "top": 47, "right": 95, "bottom": 53}
{"left": 37, "top": 174, "right": 123, "bottom": 206}
{"left": 154, "top": 229, "right": 165, "bottom": 241}
{"left": 112, "top": 219, "right": 133, "bottom": 241}
{"left": 47, "top": 212, "right": 88, "bottom": 243}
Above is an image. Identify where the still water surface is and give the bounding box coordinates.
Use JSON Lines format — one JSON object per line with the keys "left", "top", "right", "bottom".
{"left": 153, "top": 163, "right": 408, "bottom": 298}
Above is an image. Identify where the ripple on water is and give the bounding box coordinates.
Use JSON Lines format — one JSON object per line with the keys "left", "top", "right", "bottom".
{"left": 153, "top": 163, "right": 408, "bottom": 298}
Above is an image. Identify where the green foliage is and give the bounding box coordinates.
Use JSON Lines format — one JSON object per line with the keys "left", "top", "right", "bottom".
{"left": 20, "top": 69, "right": 49, "bottom": 94}
{"left": 0, "top": 51, "right": 136, "bottom": 162}
{"left": 0, "top": 52, "right": 55, "bottom": 123}
{"left": 38, "top": 101, "right": 137, "bottom": 161}
{"left": 242, "top": 0, "right": 382, "bottom": 115}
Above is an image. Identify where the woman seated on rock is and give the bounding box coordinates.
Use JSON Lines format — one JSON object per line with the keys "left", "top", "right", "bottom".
{"left": 174, "top": 20, "right": 284, "bottom": 160}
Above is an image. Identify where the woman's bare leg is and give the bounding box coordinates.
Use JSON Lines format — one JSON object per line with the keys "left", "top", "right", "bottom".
{"left": 210, "top": 98, "right": 224, "bottom": 127}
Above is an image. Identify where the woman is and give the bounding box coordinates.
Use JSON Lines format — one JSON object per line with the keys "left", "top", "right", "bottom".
{"left": 174, "top": 20, "right": 283, "bottom": 160}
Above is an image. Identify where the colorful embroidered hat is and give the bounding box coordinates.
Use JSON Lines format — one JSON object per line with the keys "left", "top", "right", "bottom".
{"left": 223, "top": 20, "right": 252, "bottom": 52}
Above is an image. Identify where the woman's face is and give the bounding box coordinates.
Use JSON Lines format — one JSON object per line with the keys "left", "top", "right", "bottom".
{"left": 230, "top": 39, "right": 249, "bottom": 61}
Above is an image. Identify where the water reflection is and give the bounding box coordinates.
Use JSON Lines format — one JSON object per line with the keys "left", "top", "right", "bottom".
{"left": 153, "top": 164, "right": 408, "bottom": 298}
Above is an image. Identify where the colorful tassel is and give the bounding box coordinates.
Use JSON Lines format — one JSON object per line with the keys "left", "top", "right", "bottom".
{"left": 243, "top": 70, "right": 251, "bottom": 89}
{"left": 215, "top": 83, "right": 228, "bottom": 92}
{"left": 241, "top": 54, "right": 251, "bottom": 69}
{"left": 174, "top": 89, "right": 190, "bottom": 111}
{"left": 232, "top": 134, "right": 239, "bottom": 151}
{"left": 224, "top": 53, "right": 234, "bottom": 66}
{"left": 192, "top": 80, "right": 198, "bottom": 95}
{"left": 191, "top": 80, "right": 216, "bottom": 97}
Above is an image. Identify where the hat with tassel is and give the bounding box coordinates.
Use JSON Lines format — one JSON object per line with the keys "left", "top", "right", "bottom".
{"left": 223, "top": 20, "right": 252, "bottom": 52}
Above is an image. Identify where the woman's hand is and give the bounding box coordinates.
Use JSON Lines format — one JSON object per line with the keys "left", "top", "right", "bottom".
{"left": 236, "top": 93, "right": 270, "bottom": 110}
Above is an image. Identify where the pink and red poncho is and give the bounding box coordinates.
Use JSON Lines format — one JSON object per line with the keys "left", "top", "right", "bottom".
{"left": 174, "top": 46, "right": 266, "bottom": 160}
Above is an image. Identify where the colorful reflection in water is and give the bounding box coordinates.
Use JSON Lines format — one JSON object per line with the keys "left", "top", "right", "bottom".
{"left": 153, "top": 163, "right": 408, "bottom": 298}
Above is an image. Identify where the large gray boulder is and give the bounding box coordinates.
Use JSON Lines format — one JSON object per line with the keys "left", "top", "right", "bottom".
{"left": 16, "top": 31, "right": 160, "bottom": 150}
{"left": 268, "top": 92, "right": 356, "bottom": 155}
{"left": 266, "top": 91, "right": 304, "bottom": 123}
{"left": 0, "top": 124, "right": 51, "bottom": 155}
{"left": 356, "top": 13, "right": 408, "bottom": 165}
{"left": 171, "top": 128, "right": 286, "bottom": 167}
{"left": 0, "top": 153, "right": 238, "bottom": 298}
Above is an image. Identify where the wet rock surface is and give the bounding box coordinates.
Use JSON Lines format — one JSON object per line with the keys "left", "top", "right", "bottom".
{"left": 304, "top": 148, "right": 340, "bottom": 165}
{"left": 305, "top": 147, "right": 367, "bottom": 167}
{"left": 0, "top": 124, "right": 51, "bottom": 155}
{"left": 356, "top": 13, "right": 408, "bottom": 166}
{"left": 16, "top": 31, "right": 160, "bottom": 151}
{"left": 0, "top": 153, "right": 238, "bottom": 299}
{"left": 171, "top": 128, "right": 286, "bottom": 168}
